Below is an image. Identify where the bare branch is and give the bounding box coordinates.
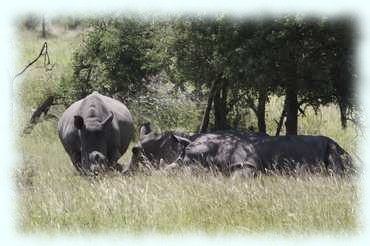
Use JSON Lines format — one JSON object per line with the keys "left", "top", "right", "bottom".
{"left": 298, "top": 106, "right": 306, "bottom": 117}
{"left": 275, "top": 99, "right": 287, "bottom": 136}
{"left": 22, "top": 95, "right": 56, "bottom": 135}
{"left": 245, "top": 96, "right": 258, "bottom": 115}
{"left": 13, "top": 42, "right": 50, "bottom": 81}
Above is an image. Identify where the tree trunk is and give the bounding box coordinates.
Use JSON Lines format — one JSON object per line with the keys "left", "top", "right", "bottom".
{"left": 285, "top": 85, "right": 298, "bottom": 135}
{"left": 42, "top": 16, "right": 46, "bottom": 38}
{"left": 256, "top": 91, "right": 267, "bottom": 134}
{"left": 338, "top": 99, "right": 348, "bottom": 129}
{"left": 275, "top": 99, "right": 287, "bottom": 136}
{"left": 213, "top": 80, "right": 229, "bottom": 130}
{"left": 199, "top": 80, "right": 217, "bottom": 133}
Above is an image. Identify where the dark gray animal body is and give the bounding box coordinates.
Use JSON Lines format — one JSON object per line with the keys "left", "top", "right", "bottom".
{"left": 136, "top": 131, "right": 191, "bottom": 167}
{"left": 182, "top": 132, "right": 352, "bottom": 176}
{"left": 243, "top": 135, "right": 352, "bottom": 175}
{"left": 128, "top": 123, "right": 196, "bottom": 171}
{"left": 182, "top": 131, "right": 266, "bottom": 174}
{"left": 58, "top": 92, "right": 134, "bottom": 174}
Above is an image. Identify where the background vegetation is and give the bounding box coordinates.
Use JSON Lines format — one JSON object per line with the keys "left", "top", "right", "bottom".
{"left": 14, "top": 14, "right": 359, "bottom": 234}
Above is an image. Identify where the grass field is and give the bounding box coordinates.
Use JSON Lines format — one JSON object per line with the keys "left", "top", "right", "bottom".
{"left": 14, "top": 25, "right": 359, "bottom": 234}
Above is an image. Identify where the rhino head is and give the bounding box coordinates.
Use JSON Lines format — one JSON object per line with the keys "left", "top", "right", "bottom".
{"left": 127, "top": 122, "right": 192, "bottom": 172}
{"left": 74, "top": 112, "right": 114, "bottom": 174}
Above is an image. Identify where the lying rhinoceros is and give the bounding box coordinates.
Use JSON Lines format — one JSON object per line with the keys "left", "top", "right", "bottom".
{"left": 127, "top": 122, "right": 194, "bottom": 171}
{"left": 239, "top": 135, "right": 354, "bottom": 176}
{"left": 182, "top": 132, "right": 353, "bottom": 176}
{"left": 181, "top": 130, "right": 267, "bottom": 175}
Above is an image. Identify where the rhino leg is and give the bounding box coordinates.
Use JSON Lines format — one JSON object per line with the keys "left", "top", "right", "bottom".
{"left": 159, "top": 158, "right": 170, "bottom": 169}
{"left": 230, "top": 162, "right": 258, "bottom": 179}
{"left": 107, "top": 148, "right": 124, "bottom": 172}
{"left": 111, "top": 163, "right": 123, "bottom": 172}
{"left": 69, "top": 151, "right": 84, "bottom": 174}
{"left": 122, "top": 145, "right": 142, "bottom": 175}
{"left": 327, "top": 141, "right": 344, "bottom": 176}
{"left": 231, "top": 166, "right": 257, "bottom": 179}
{"left": 163, "top": 162, "right": 179, "bottom": 171}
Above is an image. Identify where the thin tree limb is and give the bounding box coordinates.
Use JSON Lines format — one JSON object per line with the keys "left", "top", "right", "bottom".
{"left": 275, "top": 99, "right": 287, "bottom": 136}
{"left": 13, "top": 42, "right": 50, "bottom": 81}
{"left": 22, "top": 95, "right": 56, "bottom": 135}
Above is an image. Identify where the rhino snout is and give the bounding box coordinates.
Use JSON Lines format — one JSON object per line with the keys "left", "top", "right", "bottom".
{"left": 181, "top": 155, "right": 191, "bottom": 165}
{"left": 89, "top": 151, "right": 107, "bottom": 164}
{"left": 90, "top": 164, "right": 100, "bottom": 176}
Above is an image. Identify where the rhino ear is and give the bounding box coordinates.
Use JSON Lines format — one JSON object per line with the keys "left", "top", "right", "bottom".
{"left": 101, "top": 111, "right": 114, "bottom": 127}
{"left": 74, "top": 115, "right": 85, "bottom": 129}
{"left": 139, "top": 122, "right": 152, "bottom": 138}
{"left": 172, "top": 135, "right": 192, "bottom": 147}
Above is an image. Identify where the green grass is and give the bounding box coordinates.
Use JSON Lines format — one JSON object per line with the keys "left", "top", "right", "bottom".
{"left": 15, "top": 23, "right": 359, "bottom": 234}
{"left": 14, "top": 26, "right": 82, "bottom": 110}
{"left": 15, "top": 118, "right": 358, "bottom": 234}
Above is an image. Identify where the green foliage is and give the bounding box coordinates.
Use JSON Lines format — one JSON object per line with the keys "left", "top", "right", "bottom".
{"left": 32, "top": 14, "right": 356, "bottom": 133}
{"left": 128, "top": 82, "right": 202, "bottom": 133}
{"left": 166, "top": 15, "right": 357, "bottom": 131}
{"left": 60, "top": 15, "right": 159, "bottom": 101}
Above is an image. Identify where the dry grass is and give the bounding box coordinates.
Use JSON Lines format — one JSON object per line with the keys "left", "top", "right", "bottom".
{"left": 15, "top": 117, "right": 359, "bottom": 234}
{"left": 15, "top": 24, "right": 360, "bottom": 235}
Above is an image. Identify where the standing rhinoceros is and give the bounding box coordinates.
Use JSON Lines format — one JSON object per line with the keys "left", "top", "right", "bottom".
{"left": 57, "top": 91, "right": 134, "bottom": 175}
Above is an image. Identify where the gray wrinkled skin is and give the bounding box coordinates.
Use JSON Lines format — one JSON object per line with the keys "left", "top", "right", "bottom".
{"left": 245, "top": 135, "right": 353, "bottom": 175}
{"left": 127, "top": 123, "right": 193, "bottom": 171}
{"left": 182, "top": 131, "right": 266, "bottom": 175}
{"left": 182, "top": 132, "right": 353, "bottom": 176}
{"left": 57, "top": 92, "right": 134, "bottom": 175}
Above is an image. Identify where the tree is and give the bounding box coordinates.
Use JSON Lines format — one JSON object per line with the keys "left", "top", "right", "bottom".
{"left": 60, "top": 15, "right": 160, "bottom": 103}
{"left": 168, "top": 15, "right": 256, "bottom": 131}
{"left": 42, "top": 15, "right": 46, "bottom": 38}
{"left": 60, "top": 14, "right": 356, "bottom": 135}
{"left": 245, "top": 16, "right": 356, "bottom": 135}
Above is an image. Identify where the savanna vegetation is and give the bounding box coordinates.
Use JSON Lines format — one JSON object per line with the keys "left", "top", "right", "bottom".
{"left": 14, "top": 13, "right": 359, "bottom": 234}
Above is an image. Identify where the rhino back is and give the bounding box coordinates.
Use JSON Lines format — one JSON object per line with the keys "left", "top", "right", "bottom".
{"left": 95, "top": 93, "right": 134, "bottom": 154}
{"left": 58, "top": 93, "right": 134, "bottom": 155}
{"left": 184, "top": 131, "right": 262, "bottom": 170}
{"left": 254, "top": 135, "right": 329, "bottom": 170}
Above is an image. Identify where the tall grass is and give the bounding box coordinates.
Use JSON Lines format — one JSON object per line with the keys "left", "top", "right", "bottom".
{"left": 15, "top": 23, "right": 359, "bottom": 234}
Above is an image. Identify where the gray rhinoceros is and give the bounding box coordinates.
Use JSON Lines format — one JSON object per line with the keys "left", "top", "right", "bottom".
{"left": 182, "top": 132, "right": 353, "bottom": 177}
{"left": 241, "top": 135, "right": 353, "bottom": 176}
{"left": 127, "top": 122, "right": 193, "bottom": 171}
{"left": 57, "top": 91, "right": 134, "bottom": 175}
{"left": 181, "top": 130, "right": 267, "bottom": 176}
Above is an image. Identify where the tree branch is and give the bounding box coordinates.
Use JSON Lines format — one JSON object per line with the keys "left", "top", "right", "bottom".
{"left": 13, "top": 42, "right": 50, "bottom": 81}
{"left": 245, "top": 96, "right": 258, "bottom": 115}
{"left": 22, "top": 95, "right": 56, "bottom": 135}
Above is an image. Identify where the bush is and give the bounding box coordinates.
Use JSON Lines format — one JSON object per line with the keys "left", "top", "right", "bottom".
{"left": 59, "top": 15, "right": 160, "bottom": 101}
